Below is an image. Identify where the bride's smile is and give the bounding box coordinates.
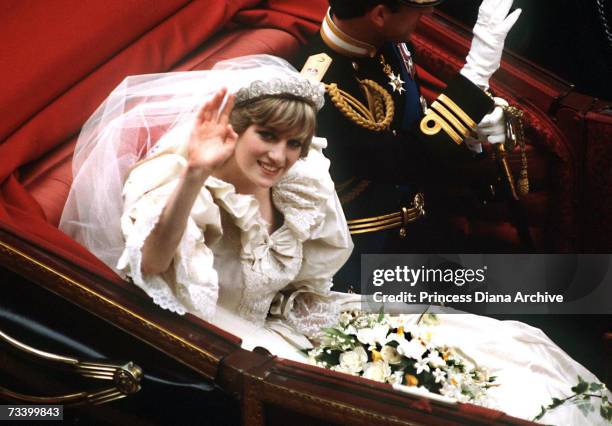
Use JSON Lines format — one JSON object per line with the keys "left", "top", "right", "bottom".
{"left": 224, "top": 125, "right": 304, "bottom": 192}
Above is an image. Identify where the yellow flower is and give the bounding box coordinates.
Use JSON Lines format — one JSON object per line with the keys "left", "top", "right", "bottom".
{"left": 371, "top": 349, "right": 383, "bottom": 362}
{"left": 405, "top": 374, "right": 419, "bottom": 387}
{"left": 396, "top": 326, "right": 404, "bottom": 337}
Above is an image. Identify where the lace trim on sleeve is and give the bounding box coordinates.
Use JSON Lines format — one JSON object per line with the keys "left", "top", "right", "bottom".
{"left": 117, "top": 183, "right": 220, "bottom": 320}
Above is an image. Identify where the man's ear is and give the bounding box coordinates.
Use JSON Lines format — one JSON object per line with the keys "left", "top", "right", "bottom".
{"left": 366, "top": 4, "right": 389, "bottom": 30}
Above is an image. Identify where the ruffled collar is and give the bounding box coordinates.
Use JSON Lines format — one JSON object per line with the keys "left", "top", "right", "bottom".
{"left": 204, "top": 168, "right": 330, "bottom": 243}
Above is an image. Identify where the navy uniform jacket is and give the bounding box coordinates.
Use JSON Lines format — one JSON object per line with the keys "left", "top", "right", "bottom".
{"left": 292, "top": 24, "right": 494, "bottom": 290}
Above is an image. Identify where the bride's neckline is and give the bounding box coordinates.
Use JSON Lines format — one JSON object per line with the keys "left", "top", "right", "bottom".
{"left": 205, "top": 176, "right": 288, "bottom": 238}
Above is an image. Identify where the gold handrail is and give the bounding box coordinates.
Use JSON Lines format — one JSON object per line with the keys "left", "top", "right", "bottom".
{"left": 0, "top": 328, "right": 142, "bottom": 406}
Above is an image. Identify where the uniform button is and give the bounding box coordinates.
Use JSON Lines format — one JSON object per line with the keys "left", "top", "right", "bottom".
{"left": 392, "top": 130, "right": 398, "bottom": 136}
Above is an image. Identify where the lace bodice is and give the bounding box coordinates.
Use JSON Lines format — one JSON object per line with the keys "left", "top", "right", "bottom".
{"left": 117, "top": 134, "right": 352, "bottom": 336}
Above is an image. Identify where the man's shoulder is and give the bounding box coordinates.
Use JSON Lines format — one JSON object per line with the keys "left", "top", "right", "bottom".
{"left": 292, "top": 34, "right": 354, "bottom": 82}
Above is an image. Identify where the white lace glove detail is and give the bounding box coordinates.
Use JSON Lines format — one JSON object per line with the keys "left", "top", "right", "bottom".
{"left": 460, "top": 0, "right": 522, "bottom": 89}
{"left": 465, "top": 97, "right": 509, "bottom": 153}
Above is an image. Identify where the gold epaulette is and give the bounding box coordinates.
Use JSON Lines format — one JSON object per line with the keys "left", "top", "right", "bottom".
{"left": 420, "top": 94, "right": 478, "bottom": 145}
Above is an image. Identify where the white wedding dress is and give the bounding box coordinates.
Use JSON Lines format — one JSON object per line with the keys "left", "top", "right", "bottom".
{"left": 118, "top": 129, "right": 362, "bottom": 356}
{"left": 117, "top": 126, "right": 608, "bottom": 425}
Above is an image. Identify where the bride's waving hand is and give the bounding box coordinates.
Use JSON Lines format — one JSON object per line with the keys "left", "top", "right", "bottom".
{"left": 187, "top": 88, "right": 238, "bottom": 176}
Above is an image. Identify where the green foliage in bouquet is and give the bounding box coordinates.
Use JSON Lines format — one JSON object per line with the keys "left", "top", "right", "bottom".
{"left": 533, "top": 376, "right": 611, "bottom": 422}
{"left": 307, "top": 311, "right": 497, "bottom": 404}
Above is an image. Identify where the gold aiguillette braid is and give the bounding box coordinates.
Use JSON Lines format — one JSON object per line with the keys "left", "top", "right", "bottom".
{"left": 325, "top": 79, "right": 394, "bottom": 131}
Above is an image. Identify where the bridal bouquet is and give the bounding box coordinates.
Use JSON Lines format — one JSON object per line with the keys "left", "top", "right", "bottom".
{"left": 307, "top": 311, "right": 496, "bottom": 404}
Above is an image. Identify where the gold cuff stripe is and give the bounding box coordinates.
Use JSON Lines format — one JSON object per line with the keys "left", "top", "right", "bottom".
{"left": 420, "top": 110, "right": 463, "bottom": 145}
{"left": 430, "top": 101, "right": 470, "bottom": 139}
{"left": 438, "top": 94, "right": 478, "bottom": 130}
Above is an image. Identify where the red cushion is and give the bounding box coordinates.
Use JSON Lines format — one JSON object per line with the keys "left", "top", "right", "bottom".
{"left": 0, "top": 0, "right": 199, "bottom": 142}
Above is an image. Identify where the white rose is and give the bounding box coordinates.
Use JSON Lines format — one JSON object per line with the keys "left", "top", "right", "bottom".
{"left": 356, "top": 324, "right": 389, "bottom": 346}
{"left": 362, "top": 360, "right": 392, "bottom": 383}
{"left": 338, "top": 346, "right": 368, "bottom": 374}
{"left": 396, "top": 338, "right": 427, "bottom": 361}
{"left": 380, "top": 345, "right": 402, "bottom": 365}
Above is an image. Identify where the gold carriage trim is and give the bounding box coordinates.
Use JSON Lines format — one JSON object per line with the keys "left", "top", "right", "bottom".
{"left": 347, "top": 193, "right": 425, "bottom": 237}
{"left": 420, "top": 93, "right": 478, "bottom": 145}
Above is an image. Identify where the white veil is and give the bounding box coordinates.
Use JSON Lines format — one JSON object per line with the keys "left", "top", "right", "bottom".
{"left": 59, "top": 55, "right": 325, "bottom": 277}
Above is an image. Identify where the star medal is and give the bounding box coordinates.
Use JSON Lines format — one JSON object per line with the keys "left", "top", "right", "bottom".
{"left": 380, "top": 54, "right": 405, "bottom": 95}
{"left": 388, "top": 72, "right": 405, "bottom": 94}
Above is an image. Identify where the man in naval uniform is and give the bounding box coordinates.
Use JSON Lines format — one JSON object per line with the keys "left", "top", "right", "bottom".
{"left": 292, "top": 0, "right": 521, "bottom": 291}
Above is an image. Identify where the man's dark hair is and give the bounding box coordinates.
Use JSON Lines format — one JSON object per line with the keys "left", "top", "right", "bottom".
{"left": 329, "top": 0, "right": 401, "bottom": 19}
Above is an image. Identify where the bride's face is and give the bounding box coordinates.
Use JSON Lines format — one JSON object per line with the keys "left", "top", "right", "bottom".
{"left": 233, "top": 125, "right": 304, "bottom": 189}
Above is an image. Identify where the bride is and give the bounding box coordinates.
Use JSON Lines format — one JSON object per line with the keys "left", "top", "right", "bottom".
{"left": 61, "top": 55, "right": 358, "bottom": 355}
{"left": 60, "top": 55, "right": 608, "bottom": 425}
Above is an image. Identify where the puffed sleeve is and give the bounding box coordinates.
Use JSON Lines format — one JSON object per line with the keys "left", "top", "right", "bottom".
{"left": 269, "top": 137, "right": 354, "bottom": 337}
{"left": 116, "top": 126, "right": 223, "bottom": 320}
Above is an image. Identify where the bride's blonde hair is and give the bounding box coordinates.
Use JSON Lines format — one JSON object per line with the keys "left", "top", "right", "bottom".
{"left": 230, "top": 95, "right": 316, "bottom": 157}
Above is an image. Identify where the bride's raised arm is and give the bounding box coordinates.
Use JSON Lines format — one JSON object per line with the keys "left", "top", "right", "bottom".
{"left": 140, "top": 89, "right": 236, "bottom": 275}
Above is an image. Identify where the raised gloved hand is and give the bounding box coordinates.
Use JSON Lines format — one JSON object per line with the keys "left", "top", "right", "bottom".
{"left": 460, "top": 0, "right": 522, "bottom": 89}
{"left": 465, "top": 97, "right": 508, "bottom": 153}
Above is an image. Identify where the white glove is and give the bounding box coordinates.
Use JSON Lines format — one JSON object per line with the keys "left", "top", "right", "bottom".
{"left": 460, "top": 0, "right": 522, "bottom": 89}
{"left": 477, "top": 97, "right": 508, "bottom": 144}
{"left": 465, "top": 97, "right": 509, "bottom": 153}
